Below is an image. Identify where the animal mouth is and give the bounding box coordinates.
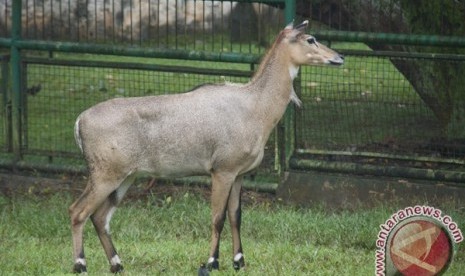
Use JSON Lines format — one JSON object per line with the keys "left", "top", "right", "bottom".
{"left": 329, "top": 55, "right": 344, "bottom": 65}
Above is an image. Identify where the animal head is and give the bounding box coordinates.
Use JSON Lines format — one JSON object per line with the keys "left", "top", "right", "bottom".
{"left": 282, "top": 20, "right": 344, "bottom": 66}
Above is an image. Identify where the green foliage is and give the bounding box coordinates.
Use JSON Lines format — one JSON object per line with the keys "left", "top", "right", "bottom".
{"left": 396, "top": 1, "right": 465, "bottom": 137}
{"left": 400, "top": 1, "right": 465, "bottom": 37}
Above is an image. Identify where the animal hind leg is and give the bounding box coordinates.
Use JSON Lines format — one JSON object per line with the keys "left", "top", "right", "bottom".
{"left": 90, "top": 176, "right": 134, "bottom": 273}
{"left": 69, "top": 182, "right": 113, "bottom": 273}
{"left": 69, "top": 186, "right": 92, "bottom": 273}
{"left": 69, "top": 174, "right": 128, "bottom": 273}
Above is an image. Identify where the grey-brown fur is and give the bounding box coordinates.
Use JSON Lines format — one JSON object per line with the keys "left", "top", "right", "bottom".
{"left": 69, "top": 20, "right": 343, "bottom": 274}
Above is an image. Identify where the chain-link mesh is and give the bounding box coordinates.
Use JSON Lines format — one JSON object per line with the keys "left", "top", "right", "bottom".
{"left": 23, "top": 58, "right": 283, "bottom": 177}
{"left": 298, "top": 53, "right": 465, "bottom": 160}
{"left": 1, "top": 0, "right": 464, "bottom": 173}
{"left": 24, "top": 59, "right": 251, "bottom": 154}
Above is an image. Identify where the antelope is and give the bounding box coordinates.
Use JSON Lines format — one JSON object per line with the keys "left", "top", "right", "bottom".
{"left": 69, "top": 20, "right": 343, "bottom": 274}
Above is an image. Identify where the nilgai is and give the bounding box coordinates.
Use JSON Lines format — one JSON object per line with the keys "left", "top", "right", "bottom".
{"left": 69, "top": 20, "right": 343, "bottom": 274}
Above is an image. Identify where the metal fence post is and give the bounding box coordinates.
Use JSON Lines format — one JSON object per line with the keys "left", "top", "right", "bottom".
{"left": 11, "top": 0, "right": 23, "bottom": 161}
{"left": 280, "top": 0, "right": 297, "bottom": 172}
{"left": 284, "top": 0, "right": 296, "bottom": 24}
{"left": 1, "top": 55, "right": 12, "bottom": 152}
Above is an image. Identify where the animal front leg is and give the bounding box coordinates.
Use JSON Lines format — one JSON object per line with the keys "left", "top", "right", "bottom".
{"left": 207, "top": 208, "right": 226, "bottom": 271}
{"left": 205, "top": 171, "right": 236, "bottom": 271}
{"left": 228, "top": 176, "right": 245, "bottom": 270}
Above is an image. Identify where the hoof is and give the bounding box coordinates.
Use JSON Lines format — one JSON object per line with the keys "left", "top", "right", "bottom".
{"left": 110, "top": 263, "right": 124, "bottom": 274}
{"left": 233, "top": 254, "right": 245, "bottom": 271}
{"left": 198, "top": 263, "right": 210, "bottom": 276}
{"left": 72, "top": 263, "right": 87, "bottom": 274}
{"left": 206, "top": 258, "right": 219, "bottom": 271}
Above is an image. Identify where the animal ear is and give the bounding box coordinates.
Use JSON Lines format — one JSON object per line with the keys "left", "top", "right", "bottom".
{"left": 293, "top": 20, "right": 309, "bottom": 32}
{"left": 285, "top": 20, "right": 309, "bottom": 32}
{"left": 286, "top": 20, "right": 308, "bottom": 41}
{"left": 285, "top": 20, "right": 294, "bottom": 30}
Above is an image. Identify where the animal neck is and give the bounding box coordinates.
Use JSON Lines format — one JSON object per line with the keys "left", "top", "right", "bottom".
{"left": 250, "top": 51, "right": 297, "bottom": 89}
{"left": 247, "top": 37, "right": 300, "bottom": 132}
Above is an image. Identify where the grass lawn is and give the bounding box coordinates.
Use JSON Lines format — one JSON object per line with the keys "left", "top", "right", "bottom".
{"left": 0, "top": 179, "right": 464, "bottom": 275}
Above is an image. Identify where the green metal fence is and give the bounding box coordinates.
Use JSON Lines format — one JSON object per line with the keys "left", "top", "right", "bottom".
{"left": 0, "top": 54, "right": 10, "bottom": 153}
{"left": 22, "top": 57, "right": 252, "bottom": 157}
{"left": 1, "top": 0, "right": 465, "bottom": 184}
{"left": 293, "top": 51, "right": 465, "bottom": 182}
{"left": 0, "top": 0, "right": 295, "bottom": 182}
{"left": 298, "top": 52, "right": 462, "bottom": 157}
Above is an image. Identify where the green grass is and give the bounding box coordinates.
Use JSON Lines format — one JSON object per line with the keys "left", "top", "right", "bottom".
{"left": 0, "top": 187, "right": 464, "bottom": 275}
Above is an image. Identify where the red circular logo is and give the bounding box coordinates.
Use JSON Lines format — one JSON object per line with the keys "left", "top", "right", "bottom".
{"left": 389, "top": 219, "right": 452, "bottom": 276}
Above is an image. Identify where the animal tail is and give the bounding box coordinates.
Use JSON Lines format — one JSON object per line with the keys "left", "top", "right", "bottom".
{"left": 74, "top": 116, "right": 84, "bottom": 153}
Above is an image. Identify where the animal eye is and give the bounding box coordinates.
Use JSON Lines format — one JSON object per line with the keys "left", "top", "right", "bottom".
{"left": 307, "top": 37, "right": 316, "bottom": 44}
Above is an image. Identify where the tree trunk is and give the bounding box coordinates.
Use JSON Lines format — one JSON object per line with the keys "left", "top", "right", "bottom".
{"left": 297, "top": 0, "right": 465, "bottom": 138}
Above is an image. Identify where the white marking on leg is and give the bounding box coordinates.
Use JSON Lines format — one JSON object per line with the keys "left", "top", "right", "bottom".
{"left": 104, "top": 206, "right": 117, "bottom": 234}
{"left": 234, "top": 253, "right": 243, "bottom": 262}
{"left": 116, "top": 179, "right": 132, "bottom": 201}
{"left": 207, "top": 257, "right": 216, "bottom": 264}
{"left": 75, "top": 258, "right": 86, "bottom": 266}
{"left": 110, "top": 255, "right": 122, "bottom": 266}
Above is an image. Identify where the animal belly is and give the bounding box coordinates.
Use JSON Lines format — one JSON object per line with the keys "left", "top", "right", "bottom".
{"left": 139, "top": 154, "right": 210, "bottom": 178}
{"left": 238, "top": 149, "right": 265, "bottom": 175}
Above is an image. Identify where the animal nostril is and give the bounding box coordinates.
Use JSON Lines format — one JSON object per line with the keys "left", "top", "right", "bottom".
{"left": 339, "top": 54, "right": 345, "bottom": 60}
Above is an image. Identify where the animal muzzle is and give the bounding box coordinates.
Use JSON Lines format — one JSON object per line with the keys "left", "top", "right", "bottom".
{"left": 329, "top": 54, "right": 344, "bottom": 65}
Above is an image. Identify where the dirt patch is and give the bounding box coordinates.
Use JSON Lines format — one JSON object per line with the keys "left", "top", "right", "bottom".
{"left": 4, "top": 170, "right": 464, "bottom": 213}
{"left": 0, "top": 171, "right": 275, "bottom": 206}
